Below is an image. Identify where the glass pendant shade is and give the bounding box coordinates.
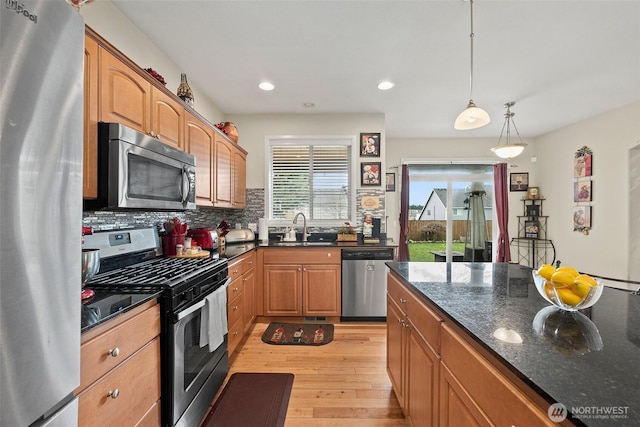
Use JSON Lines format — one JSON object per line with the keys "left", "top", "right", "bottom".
{"left": 454, "top": 100, "right": 491, "bottom": 130}
{"left": 491, "top": 143, "right": 526, "bottom": 159}
{"left": 491, "top": 101, "right": 527, "bottom": 159}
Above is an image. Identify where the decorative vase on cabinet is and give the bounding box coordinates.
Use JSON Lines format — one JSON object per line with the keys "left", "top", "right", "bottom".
{"left": 176, "top": 73, "right": 194, "bottom": 108}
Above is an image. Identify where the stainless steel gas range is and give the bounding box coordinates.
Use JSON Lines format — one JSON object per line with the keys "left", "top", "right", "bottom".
{"left": 84, "top": 228, "right": 229, "bottom": 427}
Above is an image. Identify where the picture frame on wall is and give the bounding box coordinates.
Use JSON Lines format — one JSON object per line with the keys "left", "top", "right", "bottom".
{"left": 574, "top": 180, "right": 592, "bottom": 202}
{"left": 574, "top": 153, "right": 592, "bottom": 177}
{"left": 510, "top": 173, "right": 529, "bottom": 191}
{"left": 385, "top": 173, "right": 396, "bottom": 192}
{"left": 361, "top": 162, "right": 381, "bottom": 186}
{"left": 573, "top": 206, "right": 591, "bottom": 229}
{"left": 360, "top": 133, "right": 381, "bottom": 157}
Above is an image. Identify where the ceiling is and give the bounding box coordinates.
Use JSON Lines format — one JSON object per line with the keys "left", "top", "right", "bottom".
{"left": 111, "top": 0, "right": 640, "bottom": 139}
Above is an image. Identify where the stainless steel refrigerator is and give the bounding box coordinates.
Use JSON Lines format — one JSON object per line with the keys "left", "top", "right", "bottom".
{"left": 1, "top": 0, "right": 84, "bottom": 425}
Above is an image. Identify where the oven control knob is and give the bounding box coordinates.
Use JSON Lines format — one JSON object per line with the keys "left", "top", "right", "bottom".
{"left": 108, "top": 348, "right": 120, "bottom": 357}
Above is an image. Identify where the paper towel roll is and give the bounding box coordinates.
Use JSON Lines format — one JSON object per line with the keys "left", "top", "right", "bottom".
{"left": 258, "top": 218, "right": 269, "bottom": 241}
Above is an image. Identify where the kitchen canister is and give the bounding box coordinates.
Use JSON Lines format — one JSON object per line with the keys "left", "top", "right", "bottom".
{"left": 258, "top": 218, "right": 269, "bottom": 242}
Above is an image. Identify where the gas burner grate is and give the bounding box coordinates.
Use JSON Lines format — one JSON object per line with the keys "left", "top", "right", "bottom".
{"left": 89, "top": 256, "right": 226, "bottom": 288}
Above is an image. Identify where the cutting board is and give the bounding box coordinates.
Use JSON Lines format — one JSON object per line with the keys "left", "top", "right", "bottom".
{"left": 170, "top": 250, "right": 210, "bottom": 258}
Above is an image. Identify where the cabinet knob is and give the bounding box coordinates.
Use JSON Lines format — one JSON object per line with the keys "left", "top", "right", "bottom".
{"left": 327, "top": 253, "right": 332, "bottom": 257}
{"left": 233, "top": 287, "right": 239, "bottom": 292}
{"left": 107, "top": 389, "right": 120, "bottom": 399}
{"left": 233, "top": 305, "right": 239, "bottom": 310}
{"left": 399, "top": 298, "right": 406, "bottom": 304}
{"left": 233, "top": 331, "right": 239, "bottom": 336}
{"left": 107, "top": 348, "right": 120, "bottom": 357}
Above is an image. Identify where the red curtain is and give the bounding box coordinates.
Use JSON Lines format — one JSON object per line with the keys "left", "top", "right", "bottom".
{"left": 398, "top": 165, "right": 410, "bottom": 261}
{"left": 493, "top": 163, "right": 511, "bottom": 262}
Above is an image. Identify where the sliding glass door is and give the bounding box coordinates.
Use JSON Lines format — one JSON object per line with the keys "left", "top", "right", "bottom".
{"left": 408, "top": 163, "right": 494, "bottom": 262}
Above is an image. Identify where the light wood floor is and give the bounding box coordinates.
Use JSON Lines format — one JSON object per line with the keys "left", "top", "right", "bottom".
{"left": 204, "top": 321, "right": 407, "bottom": 426}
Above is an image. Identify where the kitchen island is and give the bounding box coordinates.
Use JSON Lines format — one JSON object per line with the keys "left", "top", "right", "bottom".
{"left": 386, "top": 261, "right": 639, "bottom": 426}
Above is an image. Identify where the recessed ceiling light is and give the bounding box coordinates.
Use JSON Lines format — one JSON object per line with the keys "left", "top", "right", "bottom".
{"left": 377, "top": 81, "right": 395, "bottom": 90}
{"left": 302, "top": 102, "right": 315, "bottom": 108}
{"left": 259, "top": 82, "right": 274, "bottom": 91}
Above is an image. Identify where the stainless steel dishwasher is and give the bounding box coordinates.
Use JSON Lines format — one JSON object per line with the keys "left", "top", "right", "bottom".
{"left": 341, "top": 248, "right": 395, "bottom": 320}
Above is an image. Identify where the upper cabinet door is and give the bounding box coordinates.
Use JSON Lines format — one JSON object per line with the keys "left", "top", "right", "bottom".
{"left": 151, "top": 88, "right": 184, "bottom": 149}
{"left": 232, "top": 148, "right": 247, "bottom": 209}
{"left": 214, "top": 134, "right": 233, "bottom": 208}
{"left": 83, "top": 34, "right": 99, "bottom": 199}
{"left": 99, "top": 49, "right": 150, "bottom": 133}
{"left": 185, "top": 112, "right": 214, "bottom": 207}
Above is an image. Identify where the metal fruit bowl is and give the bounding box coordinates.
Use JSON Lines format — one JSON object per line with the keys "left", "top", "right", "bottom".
{"left": 532, "top": 270, "right": 604, "bottom": 312}
{"left": 81, "top": 249, "right": 100, "bottom": 288}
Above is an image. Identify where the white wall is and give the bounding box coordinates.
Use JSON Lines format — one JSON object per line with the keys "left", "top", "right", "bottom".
{"left": 80, "top": 1, "right": 225, "bottom": 126}
{"left": 534, "top": 102, "right": 640, "bottom": 281}
{"left": 225, "top": 113, "right": 385, "bottom": 189}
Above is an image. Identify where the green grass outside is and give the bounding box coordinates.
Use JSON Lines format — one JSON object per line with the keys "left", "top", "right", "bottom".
{"left": 408, "top": 242, "right": 467, "bottom": 262}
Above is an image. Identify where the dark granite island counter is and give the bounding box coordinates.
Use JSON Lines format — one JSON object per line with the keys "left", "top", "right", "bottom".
{"left": 386, "top": 262, "right": 639, "bottom": 427}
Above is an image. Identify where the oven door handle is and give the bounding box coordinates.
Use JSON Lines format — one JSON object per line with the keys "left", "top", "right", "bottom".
{"left": 176, "top": 299, "right": 206, "bottom": 321}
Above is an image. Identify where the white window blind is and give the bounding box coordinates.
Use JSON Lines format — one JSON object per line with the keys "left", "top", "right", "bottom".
{"left": 269, "top": 142, "right": 352, "bottom": 222}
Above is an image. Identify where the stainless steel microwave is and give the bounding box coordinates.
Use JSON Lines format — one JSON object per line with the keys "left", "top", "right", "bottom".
{"left": 89, "top": 122, "right": 196, "bottom": 211}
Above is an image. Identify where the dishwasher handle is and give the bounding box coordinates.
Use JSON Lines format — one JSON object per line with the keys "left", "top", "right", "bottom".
{"left": 341, "top": 248, "right": 395, "bottom": 261}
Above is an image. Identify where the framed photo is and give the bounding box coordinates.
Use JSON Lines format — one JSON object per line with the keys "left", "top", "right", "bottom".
{"left": 360, "top": 133, "right": 380, "bottom": 157}
{"left": 361, "top": 162, "right": 381, "bottom": 186}
{"left": 574, "top": 154, "right": 592, "bottom": 178}
{"left": 526, "top": 204, "right": 540, "bottom": 217}
{"left": 385, "top": 173, "right": 396, "bottom": 192}
{"left": 573, "top": 206, "right": 591, "bottom": 229}
{"left": 510, "top": 173, "right": 529, "bottom": 192}
{"left": 574, "top": 180, "right": 592, "bottom": 202}
{"left": 525, "top": 220, "right": 540, "bottom": 238}
{"left": 527, "top": 186, "right": 540, "bottom": 199}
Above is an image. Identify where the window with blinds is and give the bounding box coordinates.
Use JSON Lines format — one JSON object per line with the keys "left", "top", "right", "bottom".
{"left": 268, "top": 137, "right": 354, "bottom": 224}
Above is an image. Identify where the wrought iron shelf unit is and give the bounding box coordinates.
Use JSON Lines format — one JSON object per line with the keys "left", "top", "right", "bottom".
{"left": 510, "top": 198, "right": 556, "bottom": 268}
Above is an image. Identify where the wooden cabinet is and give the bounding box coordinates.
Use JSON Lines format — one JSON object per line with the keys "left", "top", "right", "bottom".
{"left": 214, "top": 134, "right": 247, "bottom": 209}
{"left": 262, "top": 248, "right": 341, "bottom": 316}
{"left": 76, "top": 301, "right": 161, "bottom": 427}
{"left": 150, "top": 87, "right": 184, "bottom": 149}
{"left": 83, "top": 28, "right": 247, "bottom": 204}
{"left": 185, "top": 112, "right": 214, "bottom": 207}
{"left": 99, "top": 48, "right": 151, "bottom": 133}
{"left": 226, "top": 250, "right": 257, "bottom": 355}
{"left": 439, "top": 323, "right": 556, "bottom": 427}
{"left": 386, "top": 272, "right": 441, "bottom": 427}
{"left": 83, "top": 34, "right": 99, "bottom": 199}
{"left": 387, "top": 271, "right": 560, "bottom": 427}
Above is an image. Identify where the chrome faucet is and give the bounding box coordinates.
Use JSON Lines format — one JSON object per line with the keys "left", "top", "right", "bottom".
{"left": 293, "top": 212, "right": 309, "bottom": 242}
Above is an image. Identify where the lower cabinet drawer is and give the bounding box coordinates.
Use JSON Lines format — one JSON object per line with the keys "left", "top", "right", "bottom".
{"left": 78, "top": 337, "right": 161, "bottom": 427}
{"left": 79, "top": 304, "right": 160, "bottom": 391}
{"left": 227, "top": 293, "right": 244, "bottom": 328}
{"left": 227, "top": 316, "right": 244, "bottom": 355}
{"left": 135, "top": 400, "right": 161, "bottom": 427}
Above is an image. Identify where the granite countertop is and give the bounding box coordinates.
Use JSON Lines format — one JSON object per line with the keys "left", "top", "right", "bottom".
{"left": 81, "top": 289, "right": 162, "bottom": 333}
{"left": 386, "top": 261, "right": 640, "bottom": 427}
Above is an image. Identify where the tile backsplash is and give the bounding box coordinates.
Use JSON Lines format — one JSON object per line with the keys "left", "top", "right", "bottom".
{"left": 83, "top": 187, "right": 386, "bottom": 235}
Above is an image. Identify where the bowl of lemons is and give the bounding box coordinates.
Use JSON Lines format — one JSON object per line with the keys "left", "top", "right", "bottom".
{"left": 532, "top": 264, "right": 604, "bottom": 311}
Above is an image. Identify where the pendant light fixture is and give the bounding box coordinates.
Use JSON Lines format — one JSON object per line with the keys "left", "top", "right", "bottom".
{"left": 491, "top": 102, "right": 527, "bottom": 159}
{"left": 454, "top": 0, "right": 490, "bottom": 130}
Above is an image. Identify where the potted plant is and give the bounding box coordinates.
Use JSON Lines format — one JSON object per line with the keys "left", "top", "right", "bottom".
{"left": 337, "top": 222, "right": 357, "bottom": 241}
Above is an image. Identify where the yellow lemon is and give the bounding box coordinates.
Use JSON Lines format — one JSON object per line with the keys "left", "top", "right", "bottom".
{"left": 537, "top": 264, "right": 555, "bottom": 281}
{"left": 556, "top": 287, "right": 584, "bottom": 307}
{"left": 572, "top": 282, "right": 591, "bottom": 298}
{"left": 575, "top": 274, "right": 598, "bottom": 287}
{"left": 556, "top": 266, "right": 579, "bottom": 278}
{"left": 551, "top": 270, "right": 576, "bottom": 288}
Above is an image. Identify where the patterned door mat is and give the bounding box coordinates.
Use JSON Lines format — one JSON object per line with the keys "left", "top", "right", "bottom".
{"left": 261, "top": 323, "right": 334, "bottom": 345}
